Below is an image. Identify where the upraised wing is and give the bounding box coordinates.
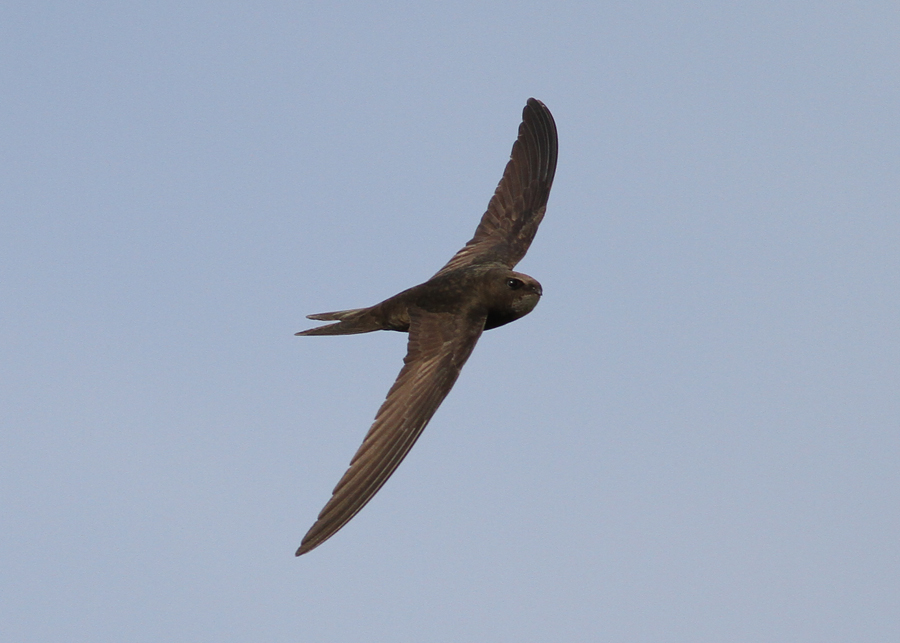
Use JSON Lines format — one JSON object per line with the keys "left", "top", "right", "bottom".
{"left": 435, "top": 98, "right": 558, "bottom": 277}
{"left": 296, "top": 307, "right": 486, "bottom": 555}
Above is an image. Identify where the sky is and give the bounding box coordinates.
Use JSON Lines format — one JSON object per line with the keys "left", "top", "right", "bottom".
{"left": 2, "top": 2, "right": 899, "bottom": 641}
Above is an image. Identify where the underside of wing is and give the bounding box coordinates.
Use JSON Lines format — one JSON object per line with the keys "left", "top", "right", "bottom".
{"left": 296, "top": 307, "right": 486, "bottom": 555}
{"left": 435, "top": 98, "right": 558, "bottom": 277}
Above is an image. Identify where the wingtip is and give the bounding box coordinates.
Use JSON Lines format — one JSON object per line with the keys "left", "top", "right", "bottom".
{"left": 525, "top": 97, "right": 549, "bottom": 114}
{"left": 295, "top": 536, "right": 320, "bottom": 556}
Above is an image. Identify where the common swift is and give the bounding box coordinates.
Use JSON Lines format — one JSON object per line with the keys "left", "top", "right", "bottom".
{"left": 296, "top": 98, "right": 557, "bottom": 556}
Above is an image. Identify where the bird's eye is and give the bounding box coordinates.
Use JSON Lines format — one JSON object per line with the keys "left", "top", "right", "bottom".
{"left": 506, "top": 278, "right": 524, "bottom": 290}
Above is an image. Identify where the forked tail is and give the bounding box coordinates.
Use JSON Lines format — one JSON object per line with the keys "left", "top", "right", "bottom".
{"left": 295, "top": 307, "right": 382, "bottom": 336}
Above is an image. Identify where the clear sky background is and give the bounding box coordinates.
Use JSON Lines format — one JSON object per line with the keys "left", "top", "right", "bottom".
{"left": 2, "top": 2, "right": 898, "bottom": 641}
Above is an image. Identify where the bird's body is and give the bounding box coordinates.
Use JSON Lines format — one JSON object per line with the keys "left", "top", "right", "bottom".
{"left": 296, "top": 98, "right": 557, "bottom": 556}
{"left": 297, "top": 264, "right": 542, "bottom": 337}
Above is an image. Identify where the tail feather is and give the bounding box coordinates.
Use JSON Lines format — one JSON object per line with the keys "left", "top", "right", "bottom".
{"left": 296, "top": 307, "right": 382, "bottom": 336}
{"left": 305, "top": 308, "right": 369, "bottom": 322}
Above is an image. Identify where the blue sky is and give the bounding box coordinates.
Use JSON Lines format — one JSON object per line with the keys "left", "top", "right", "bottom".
{"left": 2, "top": 2, "right": 899, "bottom": 641}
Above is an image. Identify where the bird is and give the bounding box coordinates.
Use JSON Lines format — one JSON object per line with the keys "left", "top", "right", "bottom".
{"left": 295, "top": 98, "right": 558, "bottom": 556}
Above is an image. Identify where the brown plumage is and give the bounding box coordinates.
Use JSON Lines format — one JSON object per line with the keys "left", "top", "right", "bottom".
{"left": 295, "top": 98, "right": 557, "bottom": 556}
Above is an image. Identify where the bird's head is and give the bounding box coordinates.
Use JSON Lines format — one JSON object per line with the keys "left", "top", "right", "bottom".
{"left": 481, "top": 268, "right": 542, "bottom": 330}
